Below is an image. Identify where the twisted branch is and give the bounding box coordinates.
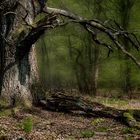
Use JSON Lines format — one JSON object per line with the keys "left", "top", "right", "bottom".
{"left": 42, "top": 6, "right": 140, "bottom": 68}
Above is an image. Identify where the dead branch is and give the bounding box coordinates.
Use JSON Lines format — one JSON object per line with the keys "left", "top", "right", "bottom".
{"left": 43, "top": 6, "right": 140, "bottom": 68}
{"left": 39, "top": 92, "right": 140, "bottom": 129}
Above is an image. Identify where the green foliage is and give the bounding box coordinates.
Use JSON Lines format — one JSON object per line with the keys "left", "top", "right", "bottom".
{"left": 96, "top": 127, "right": 108, "bottom": 132}
{"left": 124, "top": 135, "right": 133, "bottom": 140}
{"left": 94, "top": 97, "right": 129, "bottom": 108}
{"left": 0, "top": 109, "right": 12, "bottom": 117}
{"left": 122, "top": 127, "right": 140, "bottom": 135}
{"left": 80, "top": 129, "right": 95, "bottom": 138}
{"left": 65, "top": 136, "right": 75, "bottom": 140}
{"left": 122, "top": 127, "right": 131, "bottom": 134}
{"left": 92, "top": 118, "right": 105, "bottom": 125}
{"left": 129, "top": 128, "right": 140, "bottom": 135}
{"left": 123, "top": 112, "right": 136, "bottom": 126}
{"left": 122, "top": 111, "right": 140, "bottom": 128}
{"left": 19, "top": 116, "right": 33, "bottom": 133}
{"left": 36, "top": 0, "right": 140, "bottom": 95}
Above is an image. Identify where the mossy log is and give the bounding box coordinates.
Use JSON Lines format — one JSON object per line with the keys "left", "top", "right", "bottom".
{"left": 122, "top": 110, "right": 140, "bottom": 129}
{"left": 39, "top": 93, "right": 140, "bottom": 129}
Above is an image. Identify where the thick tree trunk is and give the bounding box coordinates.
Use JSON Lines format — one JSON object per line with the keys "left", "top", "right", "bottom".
{"left": 0, "top": 0, "right": 39, "bottom": 107}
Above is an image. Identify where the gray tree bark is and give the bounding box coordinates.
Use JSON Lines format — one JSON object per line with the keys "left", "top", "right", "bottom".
{"left": 0, "top": 0, "right": 39, "bottom": 107}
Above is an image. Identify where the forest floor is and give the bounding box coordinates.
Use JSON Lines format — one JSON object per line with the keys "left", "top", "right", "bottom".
{"left": 0, "top": 96, "right": 140, "bottom": 140}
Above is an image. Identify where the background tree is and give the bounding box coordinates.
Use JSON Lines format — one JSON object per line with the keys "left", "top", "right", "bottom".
{"left": 117, "top": 0, "right": 136, "bottom": 97}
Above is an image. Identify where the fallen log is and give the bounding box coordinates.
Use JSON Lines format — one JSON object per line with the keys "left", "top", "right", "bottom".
{"left": 39, "top": 93, "right": 140, "bottom": 129}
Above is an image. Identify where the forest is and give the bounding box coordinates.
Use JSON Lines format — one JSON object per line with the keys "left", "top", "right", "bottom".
{"left": 0, "top": 0, "right": 140, "bottom": 139}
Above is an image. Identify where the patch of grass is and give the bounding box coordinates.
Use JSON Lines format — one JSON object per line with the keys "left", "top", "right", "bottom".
{"left": 19, "top": 116, "right": 33, "bottom": 133}
{"left": 105, "top": 98, "right": 127, "bottom": 106}
{"left": 65, "top": 136, "right": 75, "bottom": 140}
{"left": 122, "top": 127, "right": 131, "bottom": 134}
{"left": 0, "top": 109, "right": 11, "bottom": 117}
{"left": 80, "top": 129, "right": 95, "bottom": 138}
{"left": 122, "top": 127, "right": 140, "bottom": 135}
{"left": 93, "top": 97, "right": 129, "bottom": 109}
{"left": 92, "top": 118, "right": 105, "bottom": 125}
{"left": 96, "top": 126, "right": 108, "bottom": 132}
{"left": 124, "top": 135, "right": 133, "bottom": 140}
{"left": 123, "top": 112, "right": 136, "bottom": 127}
{"left": 129, "top": 128, "right": 140, "bottom": 135}
{"left": 0, "top": 98, "right": 9, "bottom": 107}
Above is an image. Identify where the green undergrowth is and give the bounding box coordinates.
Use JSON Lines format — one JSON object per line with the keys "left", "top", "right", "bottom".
{"left": 96, "top": 126, "right": 108, "bottom": 132}
{"left": 18, "top": 116, "right": 33, "bottom": 133}
{"left": 93, "top": 97, "right": 129, "bottom": 108}
{"left": 0, "top": 109, "right": 12, "bottom": 117}
{"left": 91, "top": 118, "right": 105, "bottom": 125}
{"left": 65, "top": 136, "right": 75, "bottom": 140}
{"left": 80, "top": 129, "right": 95, "bottom": 138}
{"left": 124, "top": 136, "right": 133, "bottom": 140}
{"left": 122, "top": 127, "right": 140, "bottom": 135}
{"left": 92, "top": 96, "right": 140, "bottom": 110}
{"left": 123, "top": 112, "right": 136, "bottom": 126}
{"left": 123, "top": 110, "right": 140, "bottom": 129}
{"left": 73, "top": 128, "right": 95, "bottom": 138}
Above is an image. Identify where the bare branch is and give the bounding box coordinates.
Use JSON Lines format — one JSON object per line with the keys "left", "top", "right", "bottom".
{"left": 43, "top": 6, "right": 140, "bottom": 68}
{"left": 85, "top": 24, "right": 113, "bottom": 56}
{"left": 4, "top": 11, "right": 16, "bottom": 16}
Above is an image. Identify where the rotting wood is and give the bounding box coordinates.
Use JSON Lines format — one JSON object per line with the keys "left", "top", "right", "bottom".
{"left": 39, "top": 92, "right": 140, "bottom": 129}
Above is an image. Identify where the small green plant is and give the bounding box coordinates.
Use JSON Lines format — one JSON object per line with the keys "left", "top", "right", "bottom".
{"left": 96, "top": 126, "right": 108, "bottom": 132}
{"left": 123, "top": 112, "right": 136, "bottom": 127}
{"left": 129, "top": 128, "right": 140, "bottom": 135}
{"left": 92, "top": 118, "right": 105, "bottom": 125}
{"left": 81, "top": 129, "right": 94, "bottom": 138}
{"left": 0, "top": 109, "right": 11, "bottom": 117}
{"left": 122, "top": 127, "right": 131, "bottom": 134}
{"left": 65, "top": 136, "right": 75, "bottom": 140}
{"left": 122, "top": 127, "right": 140, "bottom": 135}
{"left": 21, "top": 116, "right": 33, "bottom": 133}
{"left": 124, "top": 135, "right": 133, "bottom": 140}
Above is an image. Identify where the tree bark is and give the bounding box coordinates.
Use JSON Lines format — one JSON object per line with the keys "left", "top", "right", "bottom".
{"left": 87, "top": 0, "right": 105, "bottom": 96}
{"left": 117, "top": 0, "right": 135, "bottom": 97}
{"left": 0, "top": 0, "right": 39, "bottom": 107}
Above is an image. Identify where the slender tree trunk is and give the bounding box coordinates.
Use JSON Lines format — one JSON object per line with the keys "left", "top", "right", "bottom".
{"left": 87, "top": 0, "right": 105, "bottom": 95}
{"left": 92, "top": 46, "right": 99, "bottom": 95}
{"left": 117, "top": 0, "right": 135, "bottom": 97}
{"left": 124, "top": 59, "right": 132, "bottom": 98}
